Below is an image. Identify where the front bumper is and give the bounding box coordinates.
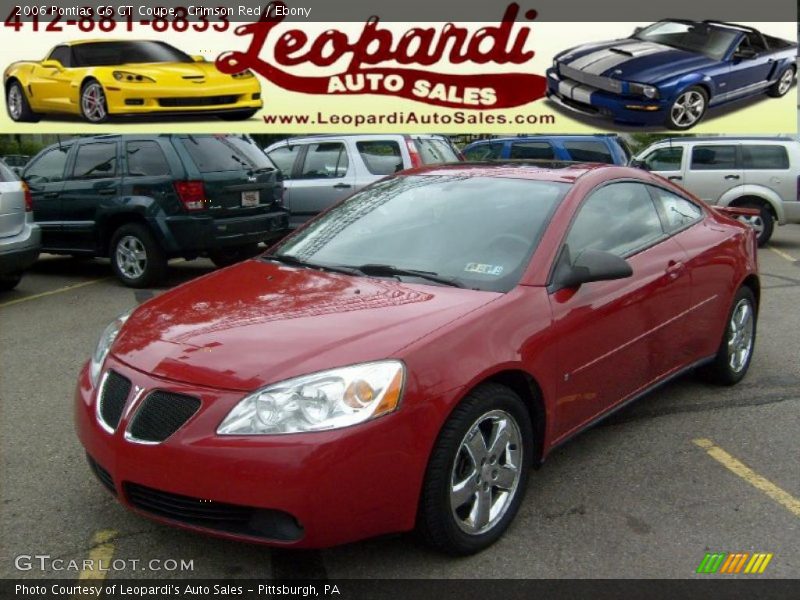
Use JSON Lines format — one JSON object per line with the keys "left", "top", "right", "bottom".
{"left": 160, "top": 210, "right": 289, "bottom": 255}
{"left": 104, "top": 79, "right": 262, "bottom": 116}
{"left": 546, "top": 69, "right": 667, "bottom": 126}
{"left": 74, "top": 357, "right": 433, "bottom": 548}
{"left": 0, "top": 222, "right": 40, "bottom": 275}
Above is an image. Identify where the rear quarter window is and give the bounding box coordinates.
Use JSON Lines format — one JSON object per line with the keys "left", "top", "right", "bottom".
{"left": 741, "top": 145, "right": 790, "bottom": 169}
{"left": 414, "top": 138, "right": 458, "bottom": 164}
{"left": 562, "top": 141, "right": 614, "bottom": 164}
{"left": 180, "top": 136, "right": 272, "bottom": 173}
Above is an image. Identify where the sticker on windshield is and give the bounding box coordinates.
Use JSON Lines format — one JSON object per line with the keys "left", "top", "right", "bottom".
{"left": 465, "top": 263, "right": 504, "bottom": 276}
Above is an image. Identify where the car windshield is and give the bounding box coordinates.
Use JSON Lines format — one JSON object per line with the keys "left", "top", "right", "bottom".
{"left": 273, "top": 175, "right": 569, "bottom": 292}
{"left": 72, "top": 41, "right": 192, "bottom": 67}
{"left": 632, "top": 21, "right": 740, "bottom": 60}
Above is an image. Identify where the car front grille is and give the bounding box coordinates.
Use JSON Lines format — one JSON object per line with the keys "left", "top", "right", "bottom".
{"left": 86, "top": 454, "right": 116, "bottom": 495}
{"left": 124, "top": 483, "right": 304, "bottom": 541}
{"left": 127, "top": 391, "right": 201, "bottom": 443}
{"left": 158, "top": 95, "right": 239, "bottom": 107}
{"left": 98, "top": 370, "right": 132, "bottom": 431}
{"left": 558, "top": 63, "right": 623, "bottom": 94}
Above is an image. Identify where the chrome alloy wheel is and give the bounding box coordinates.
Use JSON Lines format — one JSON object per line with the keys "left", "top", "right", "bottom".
{"left": 450, "top": 409, "right": 523, "bottom": 535}
{"left": 7, "top": 85, "right": 23, "bottom": 120}
{"left": 778, "top": 69, "right": 794, "bottom": 95}
{"left": 115, "top": 235, "right": 147, "bottom": 280}
{"left": 81, "top": 83, "right": 107, "bottom": 122}
{"left": 728, "top": 298, "right": 754, "bottom": 373}
{"left": 671, "top": 90, "right": 705, "bottom": 128}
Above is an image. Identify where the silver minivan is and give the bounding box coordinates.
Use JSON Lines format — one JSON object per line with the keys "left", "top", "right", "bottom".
{"left": 0, "top": 159, "right": 40, "bottom": 290}
{"left": 634, "top": 137, "right": 800, "bottom": 245}
{"left": 264, "top": 134, "right": 461, "bottom": 228}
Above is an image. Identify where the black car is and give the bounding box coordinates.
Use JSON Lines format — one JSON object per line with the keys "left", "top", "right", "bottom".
{"left": 22, "top": 135, "right": 287, "bottom": 287}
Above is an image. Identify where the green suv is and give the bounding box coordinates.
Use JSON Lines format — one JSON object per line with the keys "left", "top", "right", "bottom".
{"left": 22, "top": 135, "right": 287, "bottom": 287}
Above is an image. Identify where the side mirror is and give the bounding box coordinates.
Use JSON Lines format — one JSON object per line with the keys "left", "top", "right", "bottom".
{"left": 554, "top": 248, "right": 633, "bottom": 290}
{"left": 733, "top": 48, "right": 757, "bottom": 60}
{"left": 629, "top": 158, "right": 650, "bottom": 171}
{"left": 41, "top": 60, "right": 63, "bottom": 70}
{"left": 191, "top": 55, "right": 206, "bottom": 62}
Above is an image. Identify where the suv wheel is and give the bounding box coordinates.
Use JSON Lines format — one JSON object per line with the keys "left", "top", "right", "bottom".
{"left": 736, "top": 202, "right": 774, "bottom": 246}
{"left": 110, "top": 223, "right": 167, "bottom": 288}
{"left": 6, "top": 81, "right": 40, "bottom": 123}
{"left": 417, "top": 383, "right": 533, "bottom": 555}
{"left": 666, "top": 86, "right": 707, "bottom": 130}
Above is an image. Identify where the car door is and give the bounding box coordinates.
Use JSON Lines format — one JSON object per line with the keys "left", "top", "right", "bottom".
{"left": 727, "top": 33, "right": 775, "bottom": 92}
{"left": 682, "top": 144, "right": 743, "bottom": 206}
{"left": 637, "top": 145, "right": 685, "bottom": 184}
{"left": 22, "top": 145, "right": 71, "bottom": 248}
{"left": 288, "top": 140, "right": 355, "bottom": 226}
{"left": 59, "top": 141, "right": 120, "bottom": 252}
{"left": 548, "top": 181, "right": 691, "bottom": 439}
{"left": 29, "top": 46, "right": 76, "bottom": 112}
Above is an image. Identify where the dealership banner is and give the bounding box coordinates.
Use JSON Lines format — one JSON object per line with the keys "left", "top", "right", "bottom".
{"left": 0, "top": 0, "right": 796, "bottom": 133}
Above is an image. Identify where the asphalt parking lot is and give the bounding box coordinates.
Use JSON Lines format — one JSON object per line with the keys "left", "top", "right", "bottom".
{"left": 1, "top": 227, "right": 799, "bottom": 581}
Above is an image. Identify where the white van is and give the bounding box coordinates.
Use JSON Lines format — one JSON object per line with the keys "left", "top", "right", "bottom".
{"left": 634, "top": 137, "right": 800, "bottom": 245}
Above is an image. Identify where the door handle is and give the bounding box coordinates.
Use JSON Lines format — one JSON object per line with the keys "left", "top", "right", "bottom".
{"left": 665, "top": 260, "right": 685, "bottom": 280}
{"left": 98, "top": 188, "right": 117, "bottom": 195}
{"left": 724, "top": 174, "right": 741, "bottom": 180}
{"left": 332, "top": 183, "right": 352, "bottom": 189}
{"left": 668, "top": 176, "right": 683, "bottom": 181}
{"left": 43, "top": 192, "right": 60, "bottom": 199}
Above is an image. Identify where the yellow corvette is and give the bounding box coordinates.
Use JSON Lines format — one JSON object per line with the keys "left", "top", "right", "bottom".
{"left": 4, "top": 40, "right": 262, "bottom": 123}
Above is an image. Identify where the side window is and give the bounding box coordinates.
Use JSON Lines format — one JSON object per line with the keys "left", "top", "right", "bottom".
{"left": 72, "top": 143, "right": 117, "bottom": 179}
{"left": 356, "top": 140, "right": 402, "bottom": 175}
{"left": 565, "top": 182, "right": 664, "bottom": 258}
{"left": 650, "top": 187, "right": 703, "bottom": 232}
{"left": 509, "top": 142, "right": 555, "bottom": 160}
{"left": 463, "top": 142, "right": 503, "bottom": 161}
{"left": 642, "top": 146, "right": 683, "bottom": 171}
{"left": 690, "top": 145, "right": 737, "bottom": 170}
{"left": 297, "top": 143, "right": 348, "bottom": 179}
{"left": 125, "top": 141, "right": 170, "bottom": 176}
{"left": 562, "top": 141, "right": 614, "bottom": 164}
{"left": 23, "top": 147, "right": 70, "bottom": 184}
{"left": 266, "top": 145, "right": 300, "bottom": 179}
{"left": 741, "top": 145, "right": 789, "bottom": 170}
{"left": 48, "top": 46, "right": 72, "bottom": 67}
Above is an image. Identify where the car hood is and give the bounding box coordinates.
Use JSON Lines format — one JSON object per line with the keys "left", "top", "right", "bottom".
{"left": 107, "top": 61, "right": 235, "bottom": 83}
{"left": 557, "top": 39, "right": 718, "bottom": 83}
{"left": 112, "top": 260, "right": 500, "bottom": 392}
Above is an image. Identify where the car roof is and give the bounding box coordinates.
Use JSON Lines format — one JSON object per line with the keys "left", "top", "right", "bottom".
{"left": 64, "top": 39, "right": 162, "bottom": 46}
{"left": 401, "top": 161, "right": 609, "bottom": 183}
{"left": 465, "top": 135, "right": 618, "bottom": 146}
{"left": 653, "top": 136, "right": 794, "bottom": 144}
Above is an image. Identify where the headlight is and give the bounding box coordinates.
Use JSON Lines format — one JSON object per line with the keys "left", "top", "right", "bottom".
{"left": 112, "top": 71, "right": 155, "bottom": 83}
{"left": 629, "top": 82, "right": 659, "bottom": 99}
{"left": 90, "top": 311, "right": 131, "bottom": 386}
{"left": 217, "top": 361, "right": 405, "bottom": 435}
{"left": 231, "top": 70, "right": 255, "bottom": 79}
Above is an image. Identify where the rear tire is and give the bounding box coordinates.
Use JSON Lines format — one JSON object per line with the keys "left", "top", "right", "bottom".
{"left": 700, "top": 286, "right": 757, "bottom": 386}
{"left": 217, "top": 109, "right": 258, "bottom": 121}
{"left": 737, "top": 202, "right": 774, "bottom": 246}
{"left": 0, "top": 272, "right": 23, "bottom": 291}
{"left": 110, "top": 223, "right": 167, "bottom": 288}
{"left": 767, "top": 66, "right": 795, "bottom": 97}
{"left": 209, "top": 243, "right": 260, "bottom": 268}
{"left": 6, "top": 81, "right": 40, "bottom": 123}
{"left": 417, "top": 383, "right": 533, "bottom": 555}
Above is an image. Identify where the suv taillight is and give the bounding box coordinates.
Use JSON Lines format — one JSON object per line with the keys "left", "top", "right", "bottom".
{"left": 174, "top": 181, "right": 207, "bottom": 211}
{"left": 404, "top": 135, "right": 422, "bottom": 168}
{"left": 21, "top": 181, "right": 33, "bottom": 212}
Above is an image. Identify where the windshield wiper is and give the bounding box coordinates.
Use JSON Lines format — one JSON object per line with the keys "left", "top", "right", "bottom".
{"left": 261, "top": 254, "right": 359, "bottom": 276}
{"left": 352, "top": 264, "right": 464, "bottom": 288}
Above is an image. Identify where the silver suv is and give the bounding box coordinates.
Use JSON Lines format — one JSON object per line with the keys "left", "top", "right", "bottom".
{"left": 634, "top": 137, "right": 800, "bottom": 245}
{"left": 0, "top": 159, "right": 40, "bottom": 290}
{"left": 264, "top": 134, "right": 461, "bottom": 228}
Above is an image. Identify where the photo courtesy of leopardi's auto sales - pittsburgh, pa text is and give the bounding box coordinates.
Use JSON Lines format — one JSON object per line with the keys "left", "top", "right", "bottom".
{"left": 0, "top": 0, "right": 799, "bottom": 599}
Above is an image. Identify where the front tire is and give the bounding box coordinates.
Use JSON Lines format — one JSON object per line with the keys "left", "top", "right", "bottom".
{"left": 767, "top": 66, "right": 795, "bottom": 97}
{"left": 217, "top": 109, "right": 258, "bottom": 121}
{"left": 80, "top": 80, "right": 109, "bottom": 124}
{"left": 666, "top": 86, "right": 708, "bottom": 130}
{"left": 700, "top": 287, "right": 757, "bottom": 385}
{"left": 110, "top": 223, "right": 167, "bottom": 288}
{"left": 417, "top": 383, "right": 533, "bottom": 555}
{"left": 6, "top": 81, "right": 40, "bottom": 123}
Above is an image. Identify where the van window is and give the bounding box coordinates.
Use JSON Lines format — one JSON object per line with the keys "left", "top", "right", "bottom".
{"left": 690, "top": 145, "right": 737, "bottom": 170}
{"left": 741, "top": 145, "right": 790, "bottom": 170}
{"left": 126, "top": 141, "right": 170, "bottom": 177}
{"left": 562, "top": 140, "right": 614, "bottom": 164}
{"left": 356, "top": 140, "right": 403, "bottom": 175}
{"left": 510, "top": 142, "right": 555, "bottom": 160}
{"left": 24, "top": 147, "right": 70, "bottom": 184}
{"left": 73, "top": 143, "right": 117, "bottom": 179}
{"left": 298, "top": 143, "right": 349, "bottom": 179}
{"left": 642, "top": 147, "right": 683, "bottom": 171}
{"left": 463, "top": 142, "right": 503, "bottom": 161}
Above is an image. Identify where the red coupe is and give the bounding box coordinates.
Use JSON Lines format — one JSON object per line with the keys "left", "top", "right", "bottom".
{"left": 75, "top": 163, "right": 759, "bottom": 555}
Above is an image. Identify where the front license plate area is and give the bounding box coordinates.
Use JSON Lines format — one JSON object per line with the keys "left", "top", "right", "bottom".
{"left": 242, "top": 191, "right": 259, "bottom": 207}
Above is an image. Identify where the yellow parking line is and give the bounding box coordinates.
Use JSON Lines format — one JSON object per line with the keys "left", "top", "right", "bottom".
{"left": 768, "top": 247, "right": 797, "bottom": 262}
{"left": 77, "top": 529, "right": 117, "bottom": 581}
{"left": 0, "top": 278, "right": 106, "bottom": 309}
{"left": 694, "top": 438, "right": 800, "bottom": 518}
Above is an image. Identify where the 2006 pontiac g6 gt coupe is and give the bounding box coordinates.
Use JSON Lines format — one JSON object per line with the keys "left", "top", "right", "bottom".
{"left": 5, "top": 40, "right": 262, "bottom": 123}
{"left": 75, "top": 163, "right": 759, "bottom": 555}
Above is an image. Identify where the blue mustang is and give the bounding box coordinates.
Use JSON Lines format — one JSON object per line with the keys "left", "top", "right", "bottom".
{"left": 546, "top": 20, "right": 797, "bottom": 130}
